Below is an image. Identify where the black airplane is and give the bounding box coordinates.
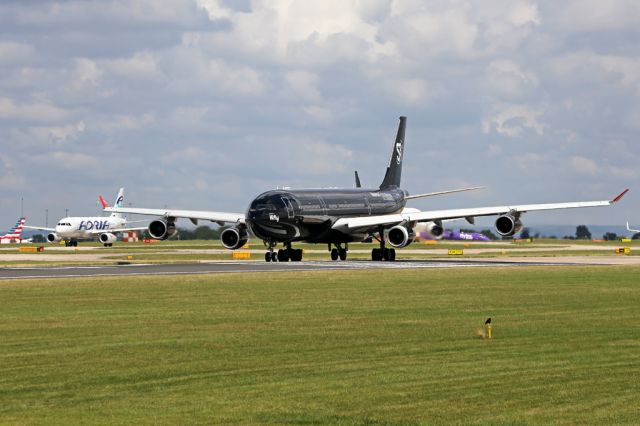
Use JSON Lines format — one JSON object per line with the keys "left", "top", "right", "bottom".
{"left": 106, "top": 117, "right": 628, "bottom": 262}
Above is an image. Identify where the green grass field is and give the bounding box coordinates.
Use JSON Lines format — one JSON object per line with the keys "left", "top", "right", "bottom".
{"left": 1, "top": 267, "right": 640, "bottom": 425}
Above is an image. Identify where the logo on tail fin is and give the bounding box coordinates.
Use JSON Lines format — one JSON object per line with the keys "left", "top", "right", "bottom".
{"left": 395, "top": 142, "right": 403, "bottom": 165}
{"left": 116, "top": 195, "right": 124, "bottom": 208}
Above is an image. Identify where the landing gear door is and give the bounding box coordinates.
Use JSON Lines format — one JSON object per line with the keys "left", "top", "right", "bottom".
{"left": 282, "top": 197, "right": 295, "bottom": 219}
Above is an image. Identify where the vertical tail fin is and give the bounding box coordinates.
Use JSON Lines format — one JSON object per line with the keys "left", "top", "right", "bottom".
{"left": 110, "top": 188, "right": 125, "bottom": 218}
{"left": 354, "top": 171, "right": 362, "bottom": 188}
{"left": 2, "top": 217, "right": 25, "bottom": 239}
{"left": 379, "top": 116, "right": 406, "bottom": 190}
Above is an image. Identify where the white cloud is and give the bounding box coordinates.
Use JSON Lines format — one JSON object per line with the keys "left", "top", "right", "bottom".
{"left": 550, "top": 51, "right": 640, "bottom": 92}
{"left": 0, "top": 41, "right": 35, "bottom": 65}
{"left": 104, "top": 52, "right": 160, "bottom": 79}
{"left": 551, "top": 1, "right": 640, "bottom": 31}
{"left": 486, "top": 59, "right": 538, "bottom": 97}
{"left": 292, "top": 140, "right": 353, "bottom": 175}
{"left": 73, "top": 58, "right": 102, "bottom": 89}
{"left": 482, "top": 104, "right": 544, "bottom": 137}
{"left": 570, "top": 156, "right": 600, "bottom": 176}
{"left": 94, "top": 113, "right": 155, "bottom": 132}
{"left": 0, "top": 154, "right": 26, "bottom": 190}
{"left": 29, "top": 121, "right": 86, "bottom": 143}
{"left": 285, "top": 70, "right": 322, "bottom": 103}
{"left": 0, "top": 98, "right": 69, "bottom": 123}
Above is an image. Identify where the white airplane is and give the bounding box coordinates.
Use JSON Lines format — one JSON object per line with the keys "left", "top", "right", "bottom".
{"left": 627, "top": 222, "right": 639, "bottom": 233}
{"left": 25, "top": 188, "right": 148, "bottom": 247}
{"left": 104, "top": 117, "right": 629, "bottom": 262}
{"left": 0, "top": 217, "right": 27, "bottom": 244}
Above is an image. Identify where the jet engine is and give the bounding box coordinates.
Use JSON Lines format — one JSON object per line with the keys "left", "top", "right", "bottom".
{"left": 423, "top": 221, "right": 444, "bottom": 239}
{"left": 220, "top": 226, "right": 249, "bottom": 250}
{"left": 387, "top": 225, "right": 416, "bottom": 248}
{"left": 47, "top": 233, "right": 61, "bottom": 243}
{"left": 148, "top": 219, "right": 177, "bottom": 240}
{"left": 495, "top": 214, "right": 523, "bottom": 237}
{"left": 99, "top": 233, "right": 117, "bottom": 244}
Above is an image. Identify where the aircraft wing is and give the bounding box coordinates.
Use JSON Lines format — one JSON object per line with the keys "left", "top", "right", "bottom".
{"left": 86, "top": 226, "right": 150, "bottom": 235}
{"left": 103, "top": 207, "right": 245, "bottom": 225}
{"left": 627, "top": 222, "right": 640, "bottom": 233}
{"left": 332, "top": 189, "right": 629, "bottom": 232}
{"left": 23, "top": 225, "right": 56, "bottom": 232}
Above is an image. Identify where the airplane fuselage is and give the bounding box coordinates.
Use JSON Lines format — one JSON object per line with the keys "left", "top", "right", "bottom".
{"left": 246, "top": 187, "right": 407, "bottom": 243}
{"left": 53, "top": 216, "right": 127, "bottom": 240}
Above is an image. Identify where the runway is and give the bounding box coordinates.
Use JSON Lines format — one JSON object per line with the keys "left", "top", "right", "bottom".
{"left": 0, "top": 259, "right": 584, "bottom": 280}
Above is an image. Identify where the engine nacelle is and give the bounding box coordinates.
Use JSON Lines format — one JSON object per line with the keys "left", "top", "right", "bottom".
{"left": 387, "top": 225, "right": 416, "bottom": 248}
{"left": 220, "top": 226, "right": 249, "bottom": 250}
{"left": 495, "top": 214, "right": 523, "bottom": 237}
{"left": 99, "top": 233, "right": 117, "bottom": 244}
{"left": 148, "top": 219, "right": 177, "bottom": 240}
{"left": 47, "top": 233, "right": 61, "bottom": 243}
{"left": 424, "top": 221, "right": 444, "bottom": 240}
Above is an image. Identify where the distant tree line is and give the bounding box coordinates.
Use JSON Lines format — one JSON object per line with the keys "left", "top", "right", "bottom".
{"left": 174, "top": 226, "right": 224, "bottom": 240}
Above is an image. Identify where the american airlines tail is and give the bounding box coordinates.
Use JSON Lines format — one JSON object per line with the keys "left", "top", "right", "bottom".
{"left": 1, "top": 217, "right": 26, "bottom": 241}
{"left": 379, "top": 116, "right": 406, "bottom": 190}
{"left": 99, "top": 188, "right": 125, "bottom": 218}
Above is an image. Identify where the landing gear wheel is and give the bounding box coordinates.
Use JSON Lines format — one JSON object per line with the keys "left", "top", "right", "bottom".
{"left": 278, "top": 249, "right": 289, "bottom": 262}
{"left": 265, "top": 252, "right": 272, "bottom": 262}
{"left": 271, "top": 252, "right": 278, "bottom": 262}
{"left": 291, "top": 249, "right": 303, "bottom": 262}
{"left": 339, "top": 248, "right": 347, "bottom": 261}
{"left": 383, "top": 248, "right": 396, "bottom": 261}
{"left": 371, "top": 248, "right": 382, "bottom": 261}
{"left": 330, "top": 248, "right": 339, "bottom": 261}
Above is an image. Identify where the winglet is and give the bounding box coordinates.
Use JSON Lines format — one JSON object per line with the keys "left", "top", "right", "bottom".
{"left": 611, "top": 188, "right": 629, "bottom": 203}
{"left": 99, "top": 195, "right": 109, "bottom": 209}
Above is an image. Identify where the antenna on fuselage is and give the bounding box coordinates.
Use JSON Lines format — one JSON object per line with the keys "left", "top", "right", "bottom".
{"left": 354, "top": 171, "right": 362, "bottom": 188}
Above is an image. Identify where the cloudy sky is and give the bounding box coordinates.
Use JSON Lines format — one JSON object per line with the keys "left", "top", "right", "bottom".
{"left": 1, "top": 0, "right": 638, "bottom": 230}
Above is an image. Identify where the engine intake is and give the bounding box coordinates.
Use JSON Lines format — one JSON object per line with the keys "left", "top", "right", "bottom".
{"left": 495, "top": 214, "right": 523, "bottom": 237}
{"left": 387, "top": 225, "right": 415, "bottom": 248}
{"left": 99, "top": 233, "right": 117, "bottom": 244}
{"left": 148, "top": 219, "right": 177, "bottom": 240}
{"left": 221, "top": 226, "right": 249, "bottom": 250}
{"left": 47, "top": 233, "right": 61, "bottom": 243}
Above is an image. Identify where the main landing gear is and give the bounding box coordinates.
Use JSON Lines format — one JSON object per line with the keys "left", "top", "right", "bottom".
{"left": 328, "top": 242, "right": 348, "bottom": 261}
{"left": 64, "top": 239, "right": 78, "bottom": 247}
{"left": 371, "top": 229, "right": 395, "bottom": 261}
{"left": 264, "top": 242, "right": 303, "bottom": 262}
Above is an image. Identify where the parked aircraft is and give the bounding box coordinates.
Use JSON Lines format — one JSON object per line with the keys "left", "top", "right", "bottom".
{"left": 0, "top": 217, "right": 26, "bottom": 244}
{"left": 416, "top": 226, "right": 491, "bottom": 242}
{"left": 105, "top": 117, "right": 628, "bottom": 262}
{"left": 627, "top": 222, "right": 639, "bottom": 234}
{"left": 25, "top": 188, "right": 147, "bottom": 247}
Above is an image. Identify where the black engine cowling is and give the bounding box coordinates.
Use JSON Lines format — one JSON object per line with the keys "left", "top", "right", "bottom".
{"left": 148, "top": 219, "right": 177, "bottom": 240}
{"left": 47, "top": 233, "right": 61, "bottom": 243}
{"left": 220, "top": 226, "right": 249, "bottom": 250}
{"left": 387, "top": 225, "right": 415, "bottom": 248}
{"left": 495, "top": 214, "right": 523, "bottom": 237}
